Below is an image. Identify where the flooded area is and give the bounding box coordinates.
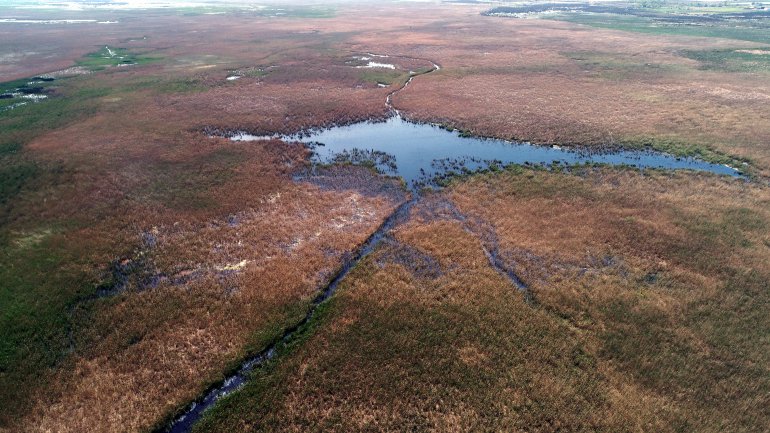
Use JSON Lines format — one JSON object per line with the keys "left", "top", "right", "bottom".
{"left": 231, "top": 116, "right": 741, "bottom": 189}
{"left": 0, "top": 77, "right": 52, "bottom": 112}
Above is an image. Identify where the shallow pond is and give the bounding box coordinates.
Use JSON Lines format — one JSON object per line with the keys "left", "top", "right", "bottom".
{"left": 232, "top": 115, "right": 741, "bottom": 188}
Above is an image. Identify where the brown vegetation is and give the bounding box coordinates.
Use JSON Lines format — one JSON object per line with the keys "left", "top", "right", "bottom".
{"left": 196, "top": 168, "right": 770, "bottom": 432}
{"left": 2, "top": 2, "right": 770, "bottom": 431}
{"left": 388, "top": 17, "right": 770, "bottom": 173}
{"left": 450, "top": 168, "right": 770, "bottom": 430}
{"left": 4, "top": 4, "right": 770, "bottom": 170}
{"left": 21, "top": 168, "right": 405, "bottom": 433}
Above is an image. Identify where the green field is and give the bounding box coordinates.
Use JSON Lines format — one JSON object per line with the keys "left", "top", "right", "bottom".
{"left": 554, "top": 11, "right": 770, "bottom": 44}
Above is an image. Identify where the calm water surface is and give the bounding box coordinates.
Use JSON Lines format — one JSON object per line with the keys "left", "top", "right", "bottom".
{"left": 232, "top": 116, "right": 740, "bottom": 188}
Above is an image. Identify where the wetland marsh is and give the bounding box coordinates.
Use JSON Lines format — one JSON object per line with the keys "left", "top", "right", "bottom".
{"left": 233, "top": 115, "right": 741, "bottom": 188}
{"left": 1, "top": 1, "right": 770, "bottom": 432}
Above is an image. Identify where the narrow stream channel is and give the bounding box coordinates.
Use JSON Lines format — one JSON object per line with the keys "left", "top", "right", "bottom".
{"left": 164, "top": 52, "right": 742, "bottom": 433}
{"left": 231, "top": 55, "right": 740, "bottom": 187}
{"left": 161, "top": 199, "right": 415, "bottom": 433}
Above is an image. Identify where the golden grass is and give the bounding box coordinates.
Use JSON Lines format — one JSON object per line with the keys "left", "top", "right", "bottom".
{"left": 449, "top": 168, "right": 770, "bottom": 430}
{"left": 3, "top": 2, "right": 770, "bottom": 431}
{"left": 6, "top": 3, "right": 769, "bottom": 170}
{"left": 19, "top": 180, "right": 403, "bottom": 433}
{"left": 193, "top": 168, "right": 770, "bottom": 432}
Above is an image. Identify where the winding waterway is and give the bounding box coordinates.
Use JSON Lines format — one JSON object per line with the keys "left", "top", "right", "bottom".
{"left": 164, "top": 52, "right": 742, "bottom": 433}
{"left": 231, "top": 55, "right": 740, "bottom": 186}
{"left": 160, "top": 199, "right": 415, "bottom": 433}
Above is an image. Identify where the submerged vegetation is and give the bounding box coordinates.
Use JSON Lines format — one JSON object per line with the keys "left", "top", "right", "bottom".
{"left": 327, "top": 149, "right": 398, "bottom": 175}
{"left": 620, "top": 136, "right": 753, "bottom": 171}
